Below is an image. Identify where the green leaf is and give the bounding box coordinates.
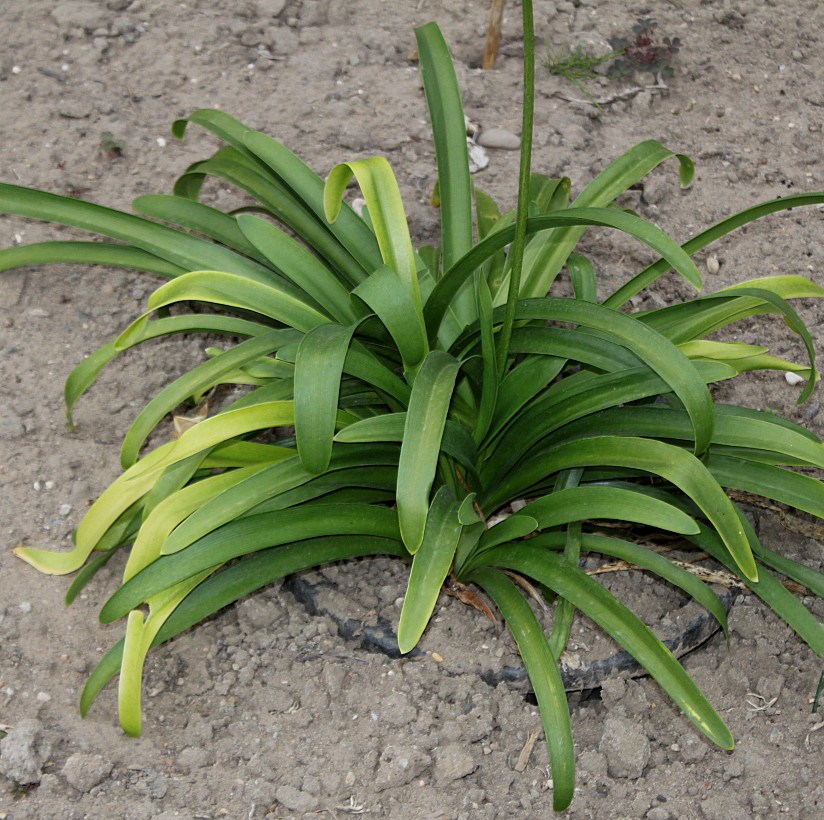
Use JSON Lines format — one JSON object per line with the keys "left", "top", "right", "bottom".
{"left": 415, "top": 22, "right": 472, "bottom": 272}
{"left": 0, "top": 182, "right": 278, "bottom": 284}
{"left": 606, "top": 193, "right": 824, "bottom": 308}
{"left": 425, "top": 208, "right": 701, "bottom": 344}
{"left": 707, "top": 455, "right": 824, "bottom": 518}
{"left": 140, "top": 269, "right": 329, "bottom": 333}
{"left": 100, "top": 504, "right": 403, "bottom": 621}
{"left": 14, "top": 442, "right": 177, "bottom": 576}
{"left": 295, "top": 323, "right": 356, "bottom": 473}
{"left": 507, "top": 436, "right": 757, "bottom": 581}
{"left": 0, "top": 240, "right": 186, "bottom": 278}
{"left": 481, "top": 545, "right": 734, "bottom": 749}
{"left": 397, "top": 486, "right": 463, "bottom": 653}
{"left": 64, "top": 314, "right": 272, "bottom": 428}
{"left": 470, "top": 567, "right": 575, "bottom": 811}
{"left": 478, "top": 514, "right": 539, "bottom": 550}
{"left": 567, "top": 251, "right": 597, "bottom": 302}
{"left": 353, "top": 265, "right": 429, "bottom": 370}
{"left": 237, "top": 213, "right": 359, "bottom": 324}
{"left": 519, "top": 485, "right": 699, "bottom": 534}
{"left": 688, "top": 520, "right": 824, "bottom": 659}
{"left": 518, "top": 530, "right": 729, "bottom": 637}
{"left": 397, "top": 351, "right": 461, "bottom": 552}
{"left": 117, "top": 329, "right": 299, "bottom": 468}
{"left": 324, "top": 157, "right": 419, "bottom": 303}
{"left": 242, "top": 128, "right": 382, "bottom": 274}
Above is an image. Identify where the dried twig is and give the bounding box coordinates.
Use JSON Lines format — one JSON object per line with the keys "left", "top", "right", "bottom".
{"left": 483, "top": 0, "right": 506, "bottom": 70}
{"left": 514, "top": 730, "right": 539, "bottom": 772}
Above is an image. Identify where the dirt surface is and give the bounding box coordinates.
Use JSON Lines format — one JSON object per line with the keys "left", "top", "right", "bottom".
{"left": 2, "top": 1, "right": 824, "bottom": 818}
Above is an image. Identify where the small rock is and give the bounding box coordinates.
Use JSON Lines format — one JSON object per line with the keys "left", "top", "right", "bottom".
{"left": 599, "top": 717, "right": 650, "bottom": 779}
{"left": 646, "top": 808, "right": 671, "bottom": 820}
{"left": 62, "top": 753, "right": 113, "bottom": 792}
{"left": 374, "top": 744, "right": 431, "bottom": 791}
{"left": 275, "top": 784, "right": 319, "bottom": 813}
{"left": 265, "top": 25, "right": 299, "bottom": 56}
{"left": 785, "top": 371, "right": 805, "bottom": 386}
{"left": 677, "top": 731, "right": 707, "bottom": 762}
{"left": 255, "top": 0, "right": 286, "bottom": 17}
{"left": 177, "top": 746, "right": 211, "bottom": 769}
{"left": 477, "top": 127, "right": 520, "bottom": 150}
{"left": 433, "top": 743, "right": 476, "bottom": 784}
{"left": 129, "top": 767, "right": 168, "bottom": 799}
{"left": 51, "top": 2, "right": 110, "bottom": 33}
{"left": 0, "top": 719, "right": 52, "bottom": 785}
{"left": 706, "top": 255, "right": 720, "bottom": 274}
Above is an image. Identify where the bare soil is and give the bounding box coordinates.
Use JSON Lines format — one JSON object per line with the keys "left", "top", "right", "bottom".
{"left": 1, "top": 1, "right": 823, "bottom": 818}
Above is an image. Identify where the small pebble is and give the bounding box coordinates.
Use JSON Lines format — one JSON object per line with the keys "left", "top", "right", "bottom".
{"left": 59, "top": 504, "right": 73, "bottom": 516}
{"left": 19, "top": 601, "right": 32, "bottom": 613}
{"left": 156, "top": 137, "right": 167, "bottom": 147}
{"left": 476, "top": 127, "right": 520, "bottom": 150}
{"left": 706, "top": 255, "right": 720, "bottom": 274}
{"left": 784, "top": 371, "right": 805, "bottom": 386}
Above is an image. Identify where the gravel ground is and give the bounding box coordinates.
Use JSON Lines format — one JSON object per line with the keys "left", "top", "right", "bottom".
{"left": 1, "top": 1, "right": 823, "bottom": 818}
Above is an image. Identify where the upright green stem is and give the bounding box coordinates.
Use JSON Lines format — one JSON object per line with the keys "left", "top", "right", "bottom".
{"left": 495, "top": 0, "right": 535, "bottom": 373}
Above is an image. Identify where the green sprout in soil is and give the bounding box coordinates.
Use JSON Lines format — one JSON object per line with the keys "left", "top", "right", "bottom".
{"left": 1, "top": 0, "right": 824, "bottom": 812}
{"left": 543, "top": 39, "right": 616, "bottom": 102}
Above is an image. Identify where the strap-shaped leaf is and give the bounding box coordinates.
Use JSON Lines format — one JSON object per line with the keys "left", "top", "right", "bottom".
{"left": 415, "top": 22, "right": 472, "bottom": 271}
{"left": 139, "top": 269, "right": 329, "bottom": 333}
{"left": 335, "top": 413, "right": 478, "bottom": 471}
{"left": 687, "top": 520, "right": 824, "bottom": 659}
{"left": 172, "top": 147, "right": 369, "bottom": 286}
{"left": 324, "top": 157, "right": 420, "bottom": 304}
{"left": 116, "top": 329, "right": 300, "bottom": 468}
{"left": 159, "top": 444, "right": 401, "bottom": 556}
{"left": 506, "top": 436, "right": 757, "bottom": 581}
{"left": 478, "top": 514, "right": 539, "bottom": 550}
{"left": 481, "top": 544, "right": 734, "bottom": 750}
{"left": 519, "top": 485, "right": 699, "bottom": 533}
{"left": 127, "top": 401, "right": 297, "bottom": 481}
{"left": 64, "top": 313, "right": 272, "bottom": 428}
{"left": 551, "top": 405, "right": 824, "bottom": 469}
{"left": 0, "top": 240, "right": 186, "bottom": 278}
{"left": 0, "top": 182, "right": 277, "bottom": 284}
{"left": 510, "top": 298, "right": 715, "bottom": 454}
{"left": 123, "top": 464, "right": 275, "bottom": 583}
{"left": 14, "top": 441, "right": 176, "bottom": 576}
{"left": 353, "top": 265, "right": 429, "bottom": 370}
{"left": 132, "top": 194, "right": 266, "bottom": 262}
{"left": 397, "top": 351, "right": 460, "bottom": 552}
{"left": 567, "top": 252, "right": 597, "bottom": 302}
{"left": 242, "top": 128, "right": 382, "bottom": 274}
{"left": 483, "top": 360, "right": 734, "bottom": 491}
{"left": 237, "top": 213, "right": 359, "bottom": 324}
{"left": 469, "top": 567, "right": 575, "bottom": 811}
{"left": 707, "top": 454, "right": 824, "bottom": 518}
{"left": 295, "top": 322, "right": 356, "bottom": 474}
{"left": 606, "top": 193, "right": 824, "bottom": 308}
{"left": 397, "top": 486, "right": 463, "bottom": 653}
{"left": 506, "top": 141, "right": 694, "bottom": 301}
{"left": 506, "top": 530, "right": 729, "bottom": 637}
{"left": 81, "top": 535, "right": 407, "bottom": 718}
{"left": 100, "top": 504, "right": 403, "bottom": 621}
{"left": 425, "top": 208, "right": 701, "bottom": 344}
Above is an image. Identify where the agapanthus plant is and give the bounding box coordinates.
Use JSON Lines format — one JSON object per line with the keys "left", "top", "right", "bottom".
{"left": 2, "top": 2, "right": 823, "bottom": 810}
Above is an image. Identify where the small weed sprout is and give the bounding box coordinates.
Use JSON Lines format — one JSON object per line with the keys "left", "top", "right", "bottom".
{"left": 99, "top": 131, "right": 125, "bottom": 159}
{"left": 543, "top": 39, "right": 616, "bottom": 102}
